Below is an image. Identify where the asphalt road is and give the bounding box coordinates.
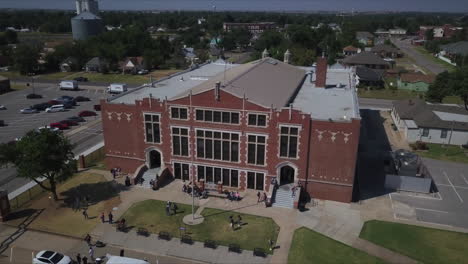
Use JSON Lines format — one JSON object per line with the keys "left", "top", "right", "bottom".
{"left": 0, "top": 84, "right": 108, "bottom": 193}
{"left": 392, "top": 38, "right": 446, "bottom": 75}
{"left": 358, "top": 98, "right": 393, "bottom": 110}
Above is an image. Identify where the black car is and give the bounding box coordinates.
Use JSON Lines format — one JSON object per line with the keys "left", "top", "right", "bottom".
{"left": 74, "top": 96, "right": 90, "bottom": 102}
{"left": 26, "top": 93, "right": 43, "bottom": 99}
{"left": 56, "top": 96, "right": 77, "bottom": 106}
{"left": 74, "top": 76, "right": 88, "bottom": 82}
{"left": 31, "top": 103, "right": 51, "bottom": 111}
{"left": 67, "top": 116, "right": 85, "bottom": 122}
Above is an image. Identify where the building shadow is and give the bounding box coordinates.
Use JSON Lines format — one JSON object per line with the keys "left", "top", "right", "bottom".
{"left": 60, "top": 181, "right": 128, "bottom": 209}
{"left": 356, "top": 109, "right": 394, "bottom": 201}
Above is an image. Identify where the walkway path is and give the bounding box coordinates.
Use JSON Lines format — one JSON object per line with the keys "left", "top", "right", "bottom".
{"left": 87, "top": 169, "right": 418, "bottom": 264}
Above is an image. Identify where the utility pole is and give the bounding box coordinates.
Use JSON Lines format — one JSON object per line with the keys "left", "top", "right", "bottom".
{"left": 448, "top": 120, "right": 454, "bottom": 145}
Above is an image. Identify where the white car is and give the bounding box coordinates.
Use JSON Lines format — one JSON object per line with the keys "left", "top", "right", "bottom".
{"left": 37, "top": 126, "right": 60, "bottom": 133}
{"left": 20, "top": 108, "right": 39, "bottom": 114}
{"left": 33, "top": 250, "right": 72, "bottom": 264}
{"left": 45, "top": 105, "right": 65, "bottom": 113}
{"left": 0, "top": 105, "right": 6, "bottom": 110}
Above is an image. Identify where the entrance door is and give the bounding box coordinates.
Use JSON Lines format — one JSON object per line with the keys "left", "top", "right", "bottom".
{"left": 280, "top": 166, "right": 295, "bottom": 185}
{"left": 149, "top": 150, "right": 161, "bottom": 168}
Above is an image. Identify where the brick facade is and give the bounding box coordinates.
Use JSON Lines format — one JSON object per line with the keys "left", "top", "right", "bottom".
{"left": 102, "top": 88, "right": 360, "bottom": 203}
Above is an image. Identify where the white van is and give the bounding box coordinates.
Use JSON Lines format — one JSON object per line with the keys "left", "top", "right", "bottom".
{"left": 107, "top": 83, "right": 128, "bottom": 94}
{"left": 104, "top": 255, "right": 149, "bottom": 264}
{"left": 45, "top": 104, "right": 65, "bottom": 113}
{"left": 59, "top": 80, "right": 78, "bottom": 91}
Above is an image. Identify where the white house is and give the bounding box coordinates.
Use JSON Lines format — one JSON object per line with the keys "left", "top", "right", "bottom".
{"left": 391, "top": 99, "right": 468, "bottom": 146}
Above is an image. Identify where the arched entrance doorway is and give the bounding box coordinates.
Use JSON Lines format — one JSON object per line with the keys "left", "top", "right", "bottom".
{"left": 148, "top": 150, "right": 161, "bottom": 169}
{"left": 280, "top": 165, "right": 295, "bottom": 185}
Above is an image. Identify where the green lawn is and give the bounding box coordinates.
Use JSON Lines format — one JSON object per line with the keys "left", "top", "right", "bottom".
{"left": 442, "top": 96, "right": 464, "bottom": 104}
{"left": 288, "top": 227, "right": 385, "bottom": 264}
{"left": 414, "top": 46, "right": 456, "bottom": 72}
{"left": 360, "top": 220, "right": 468, "bottom": 264}
{"left": 358, "top": 89, "right": 425, "bottom": 100}
{"left": 38, "top": 71, "right": 77, "bottom": 80}
{"left": 415, "top": 143, "right": 468, "bottom": 163}
{"left": 121, "top": 200, "right": 280, "bottom": 253}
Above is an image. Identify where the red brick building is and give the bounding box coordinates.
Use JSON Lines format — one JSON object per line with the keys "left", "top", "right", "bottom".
{"left": 101, "top": 56, "right": 361, "bottom": 203}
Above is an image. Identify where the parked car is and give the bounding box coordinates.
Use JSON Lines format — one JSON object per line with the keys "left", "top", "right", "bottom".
{"left": 45, "top": 105, "right": 65, "bottom": 113}
{"left": 26, "top": 93, "right": 43, "bottom": 99}
{"left": 59, "top": 120, "right": 78, "bottom": 126}
{"left": 94, "top": 104, "right": 101, "bottom": 111}
{"left": 107, "top": 83, "right": 127, "bottom": 94}
{"left": 66, "top": 116, "right": 85, "bottom": 122}
{"left": 137, "top": 69, "right": 149, "bottom": 75}
{"left": 37, "top": 126, "right": 60, "bottom": 133}
{"left": 31, "top": 103, "right": 51, "bottom": 111}
{"left": 33, "top": 250, "right": 72, "bottom": 264}
{"left": 73, "top": 76, "right": 88, "bottom": 82}
{"left": 57, "top": 95, "right": 74, "bottom": 102}
{"left": 50, "top": 122, "right": 69, "bottom": 130}
{"left": 48, "top": 100, "right": 61, "bottom": 105}
{"left": 20, "top": 108, "right": 39, "bottom": 114}
{"left": 78, "top": 110, "right": 97, "bottom": 117}
{"left": 58, "top": 80, "right": 78, "bottom": 90}
{"left": 0, "top": 105, "right": 6, "bottom": 110}
{"left": 74, "top": 96, "right": 90, "bottom": 102}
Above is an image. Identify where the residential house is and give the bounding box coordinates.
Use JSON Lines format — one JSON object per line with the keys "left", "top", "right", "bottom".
{"left": 389, "top": 28, "right": 407, "bottom": 37}
{"left": 438, "top": 41, "right": 468, "bottom": 66}
{"left": 343, "top": 45, "right": 360, "bottom": 56}
{"left": 182, "top": 47, "right": 197, "bottom": 63}
{"left": 391, "top": 99, "right": 468, "bottom": 146}
{"left": 356, "top": 66, "right": 385, "bottom": 87}
{"left": 419, "top": 25, "right": 463, "bottom": 40}
{"left": 397, "top": 73, "right": 435, "bottom": 92}
{"left": 120, "top": 57, "right": 145, "bottom": 74}
{"left": 85, "top": 57, "right": 108, "bottom": 73}
{"left": 356, "top": 32, "right": 374, "bottom": 46}
{"left": 60, "top": 57, "right": 78, "bottom": 72}
{"left": 342, "top": 52, "right": 390, "bottom": 69}
{"left": 371, "top": 44, "right": 402, "bottom": 58}
{"left": 101, "top": 56, "right": 361, "bottom": 204}
{"left": 223, "top": 22, "right": 276, "bottom": 36}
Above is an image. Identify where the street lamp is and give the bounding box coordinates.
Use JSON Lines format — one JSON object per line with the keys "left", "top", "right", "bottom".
{"left": 27, "top": 72, "right": 35, "bottom": 95}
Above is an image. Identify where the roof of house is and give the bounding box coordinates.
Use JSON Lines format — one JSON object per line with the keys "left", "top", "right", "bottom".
{"left": 356, "top": 31, "right": 374, "bottom": 39}
{"left": 393, "top": 99, "right": 468, "bottom": 131}
{"left": 400, "top": 73, "right": 435, "bottom": 84}
{"left": 86, "top": 57, "right": 107, "bottom": 66}
{"left": 61, "top": 56, "right": 78, "bottom": 65}
{"left": 72, "top": 11, "right": 101, "bottom": 20}
{"left": 440, "top": 41, "right": 468, "bottom": 56}
{"left": 356, "top": 66, "right": 384, "bottom": 82}
{"left": 371, "top": 44, "right": 401, "bottom": 54}
{"left": 343, "top": 45, "right": 359, "bottom": 52}
{"left": 342, "top": 52, "right": 389, "bottom": 66}
{"left": 121, "top": 57, "right": 144, "bottom": 68}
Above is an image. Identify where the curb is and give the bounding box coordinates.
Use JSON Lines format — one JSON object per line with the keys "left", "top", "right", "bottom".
{"left": 65, "top": 118, "right": 101, "bottom": 137}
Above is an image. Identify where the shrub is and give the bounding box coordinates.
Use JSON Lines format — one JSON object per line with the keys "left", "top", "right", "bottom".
{"left": 411, "top": 141, "right": 429, "bottom": 151}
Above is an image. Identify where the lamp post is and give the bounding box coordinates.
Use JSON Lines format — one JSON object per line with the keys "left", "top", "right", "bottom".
{"left": 27, "top": 72, "right": 35, "bottom": 94}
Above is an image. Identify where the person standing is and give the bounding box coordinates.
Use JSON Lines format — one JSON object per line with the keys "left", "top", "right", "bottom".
{"left": 291, "top": 185, "right": 297, "bottom": 198}
{"left": 108, "top": 212, "right": 113, "bottom": 224}
{"left": 100, "top": 212, "right": 105, "bottom": 223}
{"left": 82, "top": 209, "right": 88, "bottom": 219}
{"left": 257, "top": 191, "right": 261, "bottom": 203}
{"left": 82, "top": 256, "right": 88, "bottom": 264}
{"left": 88, "top": 246, "right": 94, "bottom": 261}
{"left": 76, "top": 253, "right": 82, "bottom": 264}
{"left": 269, "top": 239, "right": 274, "bottom": 251}
{"left": 237, "top": 215, "right": 242, "bottom": 228}
{"left": 172, "top": 203, "right": 178, "bottom": 215}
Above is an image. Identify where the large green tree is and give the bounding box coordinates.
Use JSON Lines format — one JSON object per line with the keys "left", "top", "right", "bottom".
{"left": 13, "top": 44, "right": 40, "bottom": 74}
{"left": 0, "top": 129, "right": 76, "bottom": 200}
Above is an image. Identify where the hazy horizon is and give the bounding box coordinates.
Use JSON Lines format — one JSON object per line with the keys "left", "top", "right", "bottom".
{"left": 0, "top": 0, "right": 467, "bottom": 13}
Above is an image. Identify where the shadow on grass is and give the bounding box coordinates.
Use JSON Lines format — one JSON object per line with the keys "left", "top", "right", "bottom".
{"left": 60, "top": 181, "right": 128, "bottom": 209}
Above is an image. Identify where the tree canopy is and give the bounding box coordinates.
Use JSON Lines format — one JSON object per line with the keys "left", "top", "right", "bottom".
{"left": 427, "top": 67, "right": 468, "bottom": 109}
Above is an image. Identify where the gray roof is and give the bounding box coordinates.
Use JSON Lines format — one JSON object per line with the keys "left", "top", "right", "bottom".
{"left": 371, "top": 44, "right": 401, "bottom": 54}
{"left": 393, "top": 99, "right": 468, "bottom": 131}
{"left": 356, "top": 31, "right": 374, "bottom": 39}
{"left": 342, "top": 52, "right": 390, "bottom": 66}
{"left": 86, "top": 57, "right": 107, "bottom": 66}
{"left": 440, "top": 41, "right": 468, "bottom": 56}
{"left": 72, "top": 11, "right": 101, "bottom": 20}
{"left": 356, "top": 66, "right": 384, "bottom": 82}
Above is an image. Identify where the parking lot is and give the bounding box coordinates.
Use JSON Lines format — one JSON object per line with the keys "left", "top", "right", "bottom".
{"left": 390, "top": 158, "right": 468, "bottom": 229}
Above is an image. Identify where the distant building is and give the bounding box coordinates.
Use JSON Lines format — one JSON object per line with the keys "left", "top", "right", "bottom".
{"left": 397, "top": 73, "right": 435, "bottom": 92}
{"left": 438, "top": 41, "right": 468, "bottom": 66}
{"left": 356, "top": 66, "right": 385, "bottom": 87}
{"left": 342, "top": 52, "right": 390, "bottom": 69}
{"left": 371, "top": 44, "right": 402, "bottom": 58}
{"left": 198, "top": 18, "right": 206, "bottom": 25}
{"left": 71, "top": 0, "right": 103, "bottom": 40}
{"left": 76, "top": 0, "right": 99, "bottom": 15}
{"left": 120, "top": 57, "right": 146, "bottom": 74}
{"left": 60, "top": 57, "right": 78, "bottom": 72}
{"left": 223, "top": 22, "right": 276, "bottom": 36}
{"left": 343, "top": 45, "right": 360, "bottom": 56}
{"left": 356, "top": 32, "right": 374, "bottom": 46}
{"left": 419, "top": 25, "right": 463, "bottom": 40}
{"left": 85, "top": 57, "right": 108, "bottom": 73}
{"left": 392, "top": 99, "right": 468, "bottom": 146}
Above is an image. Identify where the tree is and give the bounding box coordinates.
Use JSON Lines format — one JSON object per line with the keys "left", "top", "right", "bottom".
{"left": 13, "top": 44, "right": 40, "bottom": 74}
{"left": 425, "top": 29, "right": 434, "bottom": 41}
{"left": 4, "top": 30, "right": 17, "bottom": 44}
{"left": 0, "top": 129, "right": 76, "bottom": 200}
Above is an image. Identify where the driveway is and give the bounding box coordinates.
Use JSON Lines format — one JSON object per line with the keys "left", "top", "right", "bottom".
{"left": 390, "top": 158, "right": 468, "bottom": 229}
{"left": 392, "top": 38, "right": 446, "bottom": 75}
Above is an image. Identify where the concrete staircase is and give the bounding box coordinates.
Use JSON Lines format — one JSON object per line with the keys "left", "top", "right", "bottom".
{"left": 138, "top": 168, "right": 161, "bottom": 188}
{"left": 273, "top": 184, "right": 294, "bottom": 209}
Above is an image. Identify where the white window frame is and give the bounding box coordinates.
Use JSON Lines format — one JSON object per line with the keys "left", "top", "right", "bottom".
{"left": 246, "top": 171, "right": 265, "bottom": 191}
{"left": 171, "top": 126, "right": 190, "bottom": 157}
{"left": 278, "top": 125, "right": 301, "bottom": 159}
{"left": 194, "top": 108, "right": 240, "bottom": 125}
{"left": 195, "top": 164, "right": 240, "bottom": 188}
{"left": 246, "top": 133, "right": 268, "bottom": 166}
{"left": 247, "top": 112, "right": 269, "bottom": 127}
{"left": 170, "top": 106, "right": 189, "bottom": 120}
{"left": 195, "top": 128, "right": 241, "bottom": 163}
{"left": 143, "top": 112, "right": 161, "bottom": 144}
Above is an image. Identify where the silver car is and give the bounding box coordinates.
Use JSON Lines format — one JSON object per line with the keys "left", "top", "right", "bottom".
{"left": 20, "top": 108, "right": 39, "bottom": 114}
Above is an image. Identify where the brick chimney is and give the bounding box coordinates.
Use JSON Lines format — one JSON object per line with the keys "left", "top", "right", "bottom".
{"left": 315, "top": 57, "right": 328, "bottom": 88}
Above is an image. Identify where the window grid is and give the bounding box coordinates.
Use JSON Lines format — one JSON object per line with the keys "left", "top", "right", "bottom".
{"left": 172, "top": 127, "right": 189, "bottom": 157}
{"left": 247, "top": 134, "right": 266, "bottom": 166}
{"left": 170, "top": 107, "right": 188, "bottom": 120}
{"left": 196, "top": 129, "right": 240, "bottom": 163}
{"left": 246, "top": 171, "right": 265, "bottom": 191}
{"left": 174, "top": 162, "right": 190, "bottom": 181}
{"left": 279, "top": 126, "right": 299, "bottom": 158}
{"left": 422, "top": 128, "right": 429, "bottom": 137}
{"left": 195, "top": 109, "right": 240, "bottom": 125}
{"left": 440, "top": 129, "right": 448, "bottom": 139}
{"left": 144, "top": 113, "right": 161, "bottom": 143}
{"left": 247, "top": 113, "right": 267, "bottom": 127}
{"left": 196, "top": 165, "right": 239, "bottom": 187}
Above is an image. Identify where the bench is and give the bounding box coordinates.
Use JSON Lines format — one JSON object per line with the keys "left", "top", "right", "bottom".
{"left": 158, "top": 231, "right": 171, "bottom": 241}
{"left": 137, "top": 227, "right": 149, "bottom": 237}
{"left": 207, "top": 192, "right": 227, "bottom": 199}
{"left": 204, "top": 239, "right": 217, "bottom": 249}
{"left": 253, "top": 248, "right": 266, "bottom": 257}
{"left": 181, "top": 235, "right": 193, "bottom": 245}
{"left": 228, "top": 243, "right": 241, "bottom": 253}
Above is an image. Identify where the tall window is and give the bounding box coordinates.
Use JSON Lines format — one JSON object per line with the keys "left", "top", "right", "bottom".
{"left": 280, "top": 126, "right": 299, "bottom": 158}
{"left": 144, "top": 114, "right": 160, "bottom": 143}
{"left": 171, "top": 107, "right": 188, "bottom": 120}
{"left": 247, "top": 171, "right": 265, "bottom": 190}
{"left": 196, "top": 130, "right": 239, "bottom": 162}
{"left": 247, "top": 135, "right": 266, "bottom": 165}
{"left": 174, "top": 162, "right": 189, "bottom": 180}
{"left": 440, "top": 129, "right": 448, "bottom": 139}
{"left": 248, "top": 113, "right": 267, "bottom": 127}
{"left": 197, "top": 165, "right": 238, "bottom": 187}
{"left": 422, "top": 128, "right": 429, "bottom": 137}
{"left": 172, "top": 127, "right": 189, "bottom": 156}
{"left": 195, "top": 109, "right": 239, "bottom": 124}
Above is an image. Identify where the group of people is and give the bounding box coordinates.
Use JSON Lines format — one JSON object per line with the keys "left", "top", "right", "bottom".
{"left": 100, "top": 211, "right": 114, "bottom": 224}
{"left": 227, "top": 191, "right": 241, "bottom": 201}
{"left": 165, "top": 201, "right": 178, "bottom": 216}
{"left": 182, "top": 182, "right": 208, "bottom": 199}
{"left": 110, "top": 167, "right": 122, "bottom": 179}
{"left": 228, "top": 215, "right": 243, "bottom": 230}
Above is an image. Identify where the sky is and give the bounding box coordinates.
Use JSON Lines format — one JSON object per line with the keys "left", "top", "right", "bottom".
{"left": 0, "top": 0, "right": 466, "bottom": 13}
